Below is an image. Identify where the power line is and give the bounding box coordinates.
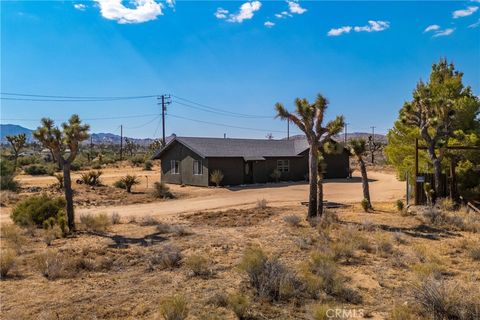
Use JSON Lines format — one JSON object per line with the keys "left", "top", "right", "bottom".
{"left": 1, "top": 92, "right": 157, "bottom": 100}
{"left": 167, "top": 113, "right": 285, "bottom": 133}
{"left": 123, "top": 115, "right": 161, "bottom": 129}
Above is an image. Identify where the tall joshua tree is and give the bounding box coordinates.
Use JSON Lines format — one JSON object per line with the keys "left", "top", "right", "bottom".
{"left": 33, "top": 115, "right": 89, "bottom": 231}
{"left": 276, "top": 94, "right": 344, "bottom": 219}
{"left": 6, "top": 133, "right": 27, "bottom": 169}
{"left": 349, "top": 138, "right": 372, "bottom": 210}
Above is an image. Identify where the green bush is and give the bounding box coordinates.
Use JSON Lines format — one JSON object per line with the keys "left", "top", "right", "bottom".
{"left": 396, "top": 200, "right": 405, "bottom": 212}
{"left": 11, "top": 195, "right": 66, "bottom": 227}
{"left": 0, "top": 159, "right": 20, "bottom": 191}
{"left": 130, "top": 155, "right": 145, "bottom": 167}
{"left": 18, "top": 155, "right": 40, "bottom": 166}
{"left": 143, "top": 160, "right": 153, "bottom": 171}
{"left": 113, "top": 179, "right": 126, "bottom": 189}
{"left": 361, "top": 198, "right": 370, "bottom": 212}
{"left": 159, "top": 295, "right": 188, "bottom": 320}
{"left": 152, "top": 182, "right": 174, "bottom": 199}
{"left": 227, "top": 292, "right": 251, "bottom": 320}
{"left": 24, "top": 164, "right": 48, "bottom": 175}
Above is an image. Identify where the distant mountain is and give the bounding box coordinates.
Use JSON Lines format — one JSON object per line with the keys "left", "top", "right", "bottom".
{"left": 0, "top": 124, "right": 161, "bottom": 146}
{"left": 0, "top": 124, "right": 34, "bottom": 143}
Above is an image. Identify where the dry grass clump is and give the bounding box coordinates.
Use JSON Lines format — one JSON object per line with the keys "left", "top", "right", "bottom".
{"left": 156, "top": 223, "right": 191, "bottom": 237}
{"left": 411, "top": 277, "right": 480, "bottom": 320}
{"left": 1, "top": 224, "right": 27, "bottom": 253}
{"left": 419, "top": 205, "right": 480, "bottom": 233}
{"left": 43, "top": 225, "right": 63, "bottom": 246}
{"left": 110, "top": 212, "right": 121, "bottom": 224}
{"left": 152, "top": 182, "right": 174, "bottom": 199}
{"left": 375, "top": 234, "right": 395, "bottom": 256}
{"left": 34, "top": 250, "right": 70, "bottom": 280}
{"left": 149, "top": 245, "right": 183, "bottom": 270}
{"left": 256, "top": 198, "right": 268, "bottom": 209}
{"left": 227, "top": 292, "right": 251, "bottom": 320}
{"left": 0, "top": 249, "right": 17, "bottom": 278}
{"left": 310, "top": 304, "right": 336, "bottom": 320}
{"left": 139, "top": 215, "right": 160, "bottom": 226}
{"left": 283, "top": 214, "right": 302, "bottom": 227}
{"left": 469, "top": 244, "right": 480, "bottom": 261}
{"left": 206, "top": 292, "right": 229, "bottom": 308}
{"left": 388, "top": 304, "right": 418, "bottom": 320}
{"left": 302, "top": 251, "right": 362, "bottom": 304}
{"left": 158, "top": 295, "right": 188, "bottom": 320}
{"left": 184, "top": 254, "right": 213, "bottom": 278}
{"left": 238, "top": 247, "right": 301, "bottom": 302}
{"left": 79, "top": 213, "right": 111, "bottom": 232}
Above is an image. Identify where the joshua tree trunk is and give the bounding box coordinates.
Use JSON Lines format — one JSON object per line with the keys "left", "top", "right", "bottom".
{"left": 449, "top": 157, "right": 457, "bottom": 202}
{"left": 317, "top": 172, "right": 324, "bottom": 217}
{"left": 358, "top": 157, "right": 372, "bottom": 209}
{"left": 62, "top": 162, "right": 75, "bottom": 230}
{"left": 308, "top": 145, "right": 319, "bottom": 219}
{"left": 423, "top": 130, "right": 443, "bottom": 202}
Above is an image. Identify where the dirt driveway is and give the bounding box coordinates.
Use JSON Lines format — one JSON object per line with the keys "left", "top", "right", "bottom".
{"left": 77, "top": 171, "right": 404, "bottom": 218}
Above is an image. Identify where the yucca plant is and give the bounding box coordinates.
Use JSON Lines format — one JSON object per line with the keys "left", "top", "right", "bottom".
{"left": 210, "top": 170, "right": 224, "bottom": 187}
{"left": 120, "top": 175, "right": 140, "bottom": 193}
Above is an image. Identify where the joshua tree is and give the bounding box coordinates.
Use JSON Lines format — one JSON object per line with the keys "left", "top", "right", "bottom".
{"left": 124, "top": 138, "right": 137, "bottom": 157}
{"left": 275, "top": 94, "right": 344, "bottom": 219}
{"left": 6, "top": 133, "right": 27, "bottom": 169}
{"left": 349, "top": 138, "right": 372, "bottom": 210}
{"left": 33, "top": 115, "right": 89, "bottom": 231}
{"left": 120, "top": 174, "right": 140, "bottom": 193}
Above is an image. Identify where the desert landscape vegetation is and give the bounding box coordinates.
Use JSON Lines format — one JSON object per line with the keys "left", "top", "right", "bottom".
{"left": 1, "top": 58, "right": 479, "bottom": 320}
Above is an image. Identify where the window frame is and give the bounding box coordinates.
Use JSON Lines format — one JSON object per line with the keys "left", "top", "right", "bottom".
{"left": 277, "top": 159, "right": 290, "bottom": 173}
{"left": 193, "top": 160, "right": 203, "bottom": 175}
{"left": 170, "top": 160, "right": 180, "bottom": 174}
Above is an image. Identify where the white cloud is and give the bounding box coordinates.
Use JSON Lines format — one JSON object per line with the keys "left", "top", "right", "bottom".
{"left": 275, "top": 11, "right": 292, "bottom": 19}
{"left": 287, "top": 1, "right": 306, "bottom": 14}
{"left": 327, "top": 26, "right": 352, "bottom": 36}
{"left": 469, "top": 18, "right": 480, "bottom": 28}
{"left": 74, "top": 3, "right": 86, "bottom": 11}
{"left": 214, "top": 8, "right": 229, "bottom": 19}
{"left": 94, "top": 0, "right": 163, "bottom": 24}
{"left": 452, "top": 6, "right": 478, "bottom": 18}
{"left": 424, "top": 24, "right": 440, "bottom": 32}
{"left": 432, "top": 28, "right": 455, "bottom": 37}
{"left": 166, "top": 0, "right": 174, "bottom": 8}
{"left": 225, "top": 1, "right": 262, "bottom": 23}
{"left": 353, "top": 20, "right": 390, "bottom": 33}
{"left": 264, "top": 21, "right": 275, "bottom": 28}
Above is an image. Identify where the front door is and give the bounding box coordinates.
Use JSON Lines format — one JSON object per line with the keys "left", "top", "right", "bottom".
{"left": 244, "top": 161, "right": 253, "bottom": 184}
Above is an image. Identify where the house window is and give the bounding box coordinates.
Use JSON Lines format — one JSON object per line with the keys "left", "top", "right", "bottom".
{"left": 170, "top": 160, "right": 180, "bottom": 174}
{"left": 277, "top": 160, "right": 290, "bottom": 173}
{"left": 193, "top": 160, "right": 203, "bottom": 175}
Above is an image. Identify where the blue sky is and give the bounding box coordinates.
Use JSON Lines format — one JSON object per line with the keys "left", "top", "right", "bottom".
{"left": 1, "top": 0, "right": 479, "bottom": 139}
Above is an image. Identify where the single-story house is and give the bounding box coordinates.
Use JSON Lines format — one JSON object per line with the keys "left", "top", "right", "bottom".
{"left": 152, "top": 136, "right": 349, "bottom": 187}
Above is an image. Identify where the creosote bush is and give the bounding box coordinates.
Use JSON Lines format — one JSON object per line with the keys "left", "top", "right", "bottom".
{"left": 79, "top": 213, "right": 111, "bottom": 232}
{"left": 153, "top": 182, "right": 174, "bottom": 199}
{"left": 149, "top": 245, "right": 183, "bottom": 270}
{"left": 227, "top": 292, "right": 251, "bottom": 320}
{"left": 158, "top": 295, "right": 188, "bottom": 320}
{"left": 24, "top": 164, "right": 49, "bottom": 176}
{"left": 184, "top": 254, "right": 212, "bottom": 277}
{"left": 239, "top": 247, "right": 301, "bottom": 302}
{"left": 11, "top": 194, "right": 66, "bottom": 228}
{"left": 0, "top": 249, "right": 17, "bottom": 278}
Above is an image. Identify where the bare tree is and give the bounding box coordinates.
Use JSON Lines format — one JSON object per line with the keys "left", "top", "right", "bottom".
{"left": 275, "top": 94, "right": 344, "bottom": 219}
{"left": 33, "top": 115, "right": 90, "bottom": 231}
{"left": 6, "top": 133, "right": 27, "bottom": 169}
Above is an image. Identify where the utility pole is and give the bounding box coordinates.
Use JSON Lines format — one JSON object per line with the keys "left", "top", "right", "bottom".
{"left": 158, "top": 94, "right": 172, "bottom": 145}
{"left": 370, "top": 126, "right": 376, "bottom": 164}
{"left": 287, "top": 119, "right": 290, "bottom": 140}
{"left": 89, "top": 136, "right": 93, "bottom": 163}
{"left": 120, "top": 125, "right": 123, "bottom": 160}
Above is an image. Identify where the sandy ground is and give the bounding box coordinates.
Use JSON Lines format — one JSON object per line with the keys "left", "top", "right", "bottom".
{"left": 74, "top": 171, "right": 404, "bottom": 218}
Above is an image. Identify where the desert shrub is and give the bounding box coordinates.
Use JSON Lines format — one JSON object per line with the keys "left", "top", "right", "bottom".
{"left": 422, "top": 206, "right": 446, "bottom": 225}
{"left": 411, "top": 262, "right": 445, "bottom": 280}
{"left": 0, "top": 249, "right": 17, "bottom": 278}
{"left": 304, "top": 252, "right": 341, "bottom": 295}
{"left": 152, "top": 182, "right": 174, "bottom": 199}
{"left": 80, "top": 170, "right": 102, "bottom": 186}
{"left": 53, "top": 173, "right": 63, "bottom": 189}
{"left": 1, "top": 224, "right": 27, "bottom": 253}
{"left": 184, "top": 254, "right": 212, "bottom": 277}
{"left": 18, "top": 155, "right": 40, "bottom": 166}
{"left": 11, "top": 194, "right": 65, "bottom": 227}
{"left": 130, "top": 155, "right": 145, "bottom": 167}
{"left": 270, "top": 169, "right": 281, "bottom": 182}
{"left": 79, "top": 213, "right": 111, "bottom": 232}
{"left": 155, "top": 223, "right": 191, "bottom": 236}
{"left": 376, "top": 235, "right": 394, "bottom": 256}
{"left": 150, "top": 245, "right": 183, "bottom": 270}
{"left": 239, "top": 247, "right": 300, "bottom": 301}
{"left": 43, "top": 225, "right": 63, "bottom": 246}
{"left": 111, "top": 212, "right": 121, "bottom": 224}
{"left": 159, "top": 295, "right": 188, "bottom": 320}
{"left": 227, "top": 292, "right": 251, "bottom": 320}
{"left": 0, "top": 159, "right": 20, "bottom": 191}
{"left": 388, "top": 305, "right": 418, "bottom": 320}
{"left": 117, "top": 175, "right": 140, "bottom": 193}
{"left": 396, "top": 200, "right": 404, "bottom": 212}
{"left": 439, "top": 198, "right": 456, "bottom": 211}
{"left": 283, "top": 215, "right": 301, "bottom": 227}
{"left": 91, "top": 163, "right": 102, "bottom": 170}
{"left": 411, "top": 277, "right": 480, "bottom": 320}
{"left": 34, "top": 250, "right": 68, "bottom": 280}
{"left": 143, "top": 160, "right": 153, "bottom": 171}
{"left": 393, "top": 232, "right": 407, "bottom": 245}
{"left": 113, "top": 179, "right": 126, "bottom": 189}
{"left": 210, "top": 170, "right": 224, "bottom": 187}
{"left": 207, "top": 292, "right": 229, "bottom": 308}
{"left": 469, "top": 245, "right": 480, "bottom": 261}
{"left": 256, "top": 198, "right": 268, "bottom": 209}
{"left": 24, "top": 164, "right": 49, "bottom": 175}
{"left": 311, "top": 304, "right": 335, "bottom": 320}
{"left": 360, "top": 198, "right": 370, "bottom": 212}
{"left": 140, "top": 215, "right": 160, "bottom": 226}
